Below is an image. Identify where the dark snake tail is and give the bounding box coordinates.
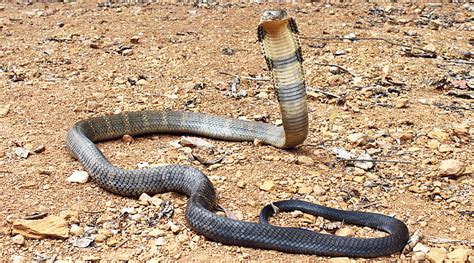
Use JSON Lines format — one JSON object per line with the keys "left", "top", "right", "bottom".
{"left": 66, "top": 9, "right": 409, "bottom": 257}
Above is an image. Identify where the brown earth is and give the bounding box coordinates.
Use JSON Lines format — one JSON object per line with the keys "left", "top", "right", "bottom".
{"left": 0, "top": 1, "right": 473, "bottom": 262}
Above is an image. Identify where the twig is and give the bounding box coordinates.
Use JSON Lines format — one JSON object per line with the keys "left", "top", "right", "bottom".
{"left": 296, "top": 143, "right": 327, "bottom": 149}
{"left": 83, "top": 210, "right": 104, "bottom": 214}
{"left": 302, "top": 35, "right": 474, "bottom": 65}
{"left": 0, "top": 170, "right": 13, "bottom": 173}
{"left": 113, "top": 240, "right": 128, "bottom": 249}
{"left": 307, "top": 87, "right": 341, "bottom": 99}
{"left": 302, "top": 36, "right": 436, "bottom": 56}
{"left": 402, "top": 230, "right": 423, "bottom": 255}
{"left": 428, "top": 238, "right": 473, "bottom": 245}
{"left": 441, "top": 58, "right": 474, "bottom": 65}
{"left": 218, "top": 71, "right": 270, "bottom": 81}
{"left": 356, "top": 200, "right": 382, "bottom": 209}
{"left": 340, "top": 158, "right": 414, "bottom": 164}
{"left": 312, "top": 62, "right": 355, "bottom": 77}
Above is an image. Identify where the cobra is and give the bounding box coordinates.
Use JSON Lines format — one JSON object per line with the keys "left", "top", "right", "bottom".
{"left": 66, "top": 9, "right": 409, "bottom": 257}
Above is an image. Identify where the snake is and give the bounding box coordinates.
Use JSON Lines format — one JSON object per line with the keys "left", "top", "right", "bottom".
{"left": 66, "top": 9, "right": 409, "bottom": 257}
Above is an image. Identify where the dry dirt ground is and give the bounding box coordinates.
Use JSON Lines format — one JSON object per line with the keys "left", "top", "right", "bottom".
{"left": 0, "top": 1, "right": 473, "bottom": 262}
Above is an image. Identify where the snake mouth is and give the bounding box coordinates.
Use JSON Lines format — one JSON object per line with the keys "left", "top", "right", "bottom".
{"left": 259, "top": 9, "right": 290, "bottom": 34}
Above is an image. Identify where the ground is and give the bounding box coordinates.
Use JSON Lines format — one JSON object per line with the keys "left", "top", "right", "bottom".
{"left": 0, "top": 1, "right": 473, "bottom": 262}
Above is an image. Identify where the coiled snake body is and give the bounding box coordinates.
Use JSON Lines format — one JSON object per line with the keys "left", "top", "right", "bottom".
{"left": 66, "top": 9, "right": 409, "bottom": 257}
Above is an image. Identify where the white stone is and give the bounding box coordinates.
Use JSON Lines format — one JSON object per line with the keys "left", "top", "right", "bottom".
{"left": 12, "top": 234, "right": 25, "bottom": 245}
{"left": 66, "top": 171, "right": 89, "bottom": 183}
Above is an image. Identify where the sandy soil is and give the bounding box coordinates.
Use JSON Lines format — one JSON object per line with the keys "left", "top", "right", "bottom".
{"left": 0, "top": 1, "right": 472, "bottom": 262}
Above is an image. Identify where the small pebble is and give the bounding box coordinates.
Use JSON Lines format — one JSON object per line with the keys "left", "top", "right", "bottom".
{"left": 130, "top": 36, "right": 139, "bottom": 44}
{"left": 297, "top": 156, "right": 314, "bottom": 166}
{"left": 413, "top": 242, "right": 429, "bottom": 253}
{"left": 335, "top": 227, "right": 354, "bottom": 237}
{"left": 12, "top": 234, "right": 25, "bottom": 245}
{"left": 70, "top": 224, "right": 84, "bottom": 237}
{"left": 329, "top": 66, "right": 341, "bottom": 74}
{"left": 347, "top": 133, "right": 368, "bottom": 146}
{"left": 439, "top": 159, "right": 465, "bottom": 176}
{"left": 260, "top": 180, "right": 275, "bottom": 191}
{"left": 66, "top": 171, "right": 89, "bottom": 183}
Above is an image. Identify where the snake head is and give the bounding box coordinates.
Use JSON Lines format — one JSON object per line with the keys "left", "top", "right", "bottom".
{"left": 260, "top": 9, "right": 289, "bottom": 22}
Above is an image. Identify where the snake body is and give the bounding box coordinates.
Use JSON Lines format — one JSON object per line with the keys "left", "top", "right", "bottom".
{"left": 66, "top": 9, "right": 409, "bottom": 257}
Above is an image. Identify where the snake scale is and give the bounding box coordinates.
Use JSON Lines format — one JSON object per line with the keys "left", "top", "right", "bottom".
{"left": 66, "top": 9, "right": 409, "bottom": 257}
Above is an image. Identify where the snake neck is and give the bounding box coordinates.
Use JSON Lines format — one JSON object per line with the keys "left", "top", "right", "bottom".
{"left": 258, "top": 16, "right": 308, "bottom": 148}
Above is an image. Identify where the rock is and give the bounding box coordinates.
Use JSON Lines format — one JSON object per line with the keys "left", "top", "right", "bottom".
{"left": 130, "top": 35, "right": 140, "bottom": 44}
{"left": 427, "top": 139, "right": 440, "bottom": 149}
{"left": 12, "top": 234, "right": 25, "bottom": 245}
{"left": 298, "top": 186, "right": 313, "bottom": 194}
{"left": 439, "top": 159, "right": 465, "bottom": 176}
{"left": 452, "top": 123, "right": 469, "bottom": 136}
{"left": 121, "top": 134, "right": 134, "bottom": 143}
{"left": 253, "top": 139, "right": 264, "bottom": 146}
{"left": 98, "top": 229, "right": 112, "bottom": 238}
{"left": 169, "top": 140, "right": 182, "bottom": 148}
{"left": 412, "top": 251, "right": 426, "bottom": 261}
{"left": 329, "top": 66, "right": 341, "bottom": 74}
{"left": 237, "top": 180, "right": 246, "bottom": 188}
{"left": 426, "top": 247, "right": 447, "bottom": 263}
{"left": 428, "top": 129, "right": 449, "bottom": 142}
{"left": 33, "top": 144, "right": 45, "bottom": 153}
{"left": 95, "top": 233, "right": 108, "bottom": 243}
{"left": 447, "top": 248, "right": 471, "bottom": 262}
{"left": 260, "top": 181, "right": 275, "bottom": 191}
{"left": 313, "top": 185, "right": 326, "bottom": 195}
{"left": 92, "top": 92, "right": 106, "bottom": 100}
{"left": 438, "top": 144, "right": 452, "bottom": 153}
{"left": 180, "top": 136, "right": 214, "bottom": 148}
{"left": 221, "top": 47, "right": 235, "bottom": 55}
{"left": 347, "top": 133, "right": 368, "bottom": 146}
{"left": 136, "top": 79, "right": 148, "bottom": 86}
{"left": 297, "top": 156, "right": 314, "bottom": 166}
{"left": 70, "top": 224, "right": 84, "bottom": 236}
{"left": 155, "top": 237, "right": 165, "bottom": 246}
{"left": 96, "top": 214, "right": 114, "bottom": 224}
{"left": 405, "top": 29, "right": 418, "bottom": 36}
{"left": 328, "top": 75, "right": 345, "bottom": 86}
{"left": 343, "top": 32, "right": 357, "bottom": 40}
{"left": 0, "top": 104, "right": 10, "bottom": 117}
{"left": 59, "top": 210, "right": 79, "bottom": 223}
{"left": 396, "top": 132, "right": 414, "bottom": 144}
{"left": 121, "top": 207, "right": 137, "bottom": 215}
{"left": 148, "top": 196, "right": 163, "bottom": 207}
{"left": 423, "top": 43, "right": 436, "bottom": 53}
{"left": 139, "top": 193, "right": 151, "bottom": 205}
{"left": 335, "top": 227, "right": 354, "bottom": 237}
{"left": 413, "top": 242, "right": 429, "bottom": 253}
{"left": 353, "top": 176, "right": 365, "bottom": 183}
{"left": 169, "top": 222, "right": 181, "bottom": 234}
{"left": 147, "top": 228, "right": 165, "bottom": 238}
{"left": 86, "top": 101, "right": 98, "bottom": 111}
{"left": 395, "top": 99, "right": 409, "bottom": 109}
{"left": 122, "top": 48, "right": 133, "bottom": 56}
{"left": 14, "top": 147, "right": 30, "bottom": 158}
{"left": 256, "top": 91, "right": 269, "bottom": 100}
{"left": 290, "top": 210, "right": 303, "bottom": 218}
{"left": 12, "top": 215, "right": 69, "bottom": 239}
{"left": 66, "top": 171, "right": 89, "bottom": 183}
